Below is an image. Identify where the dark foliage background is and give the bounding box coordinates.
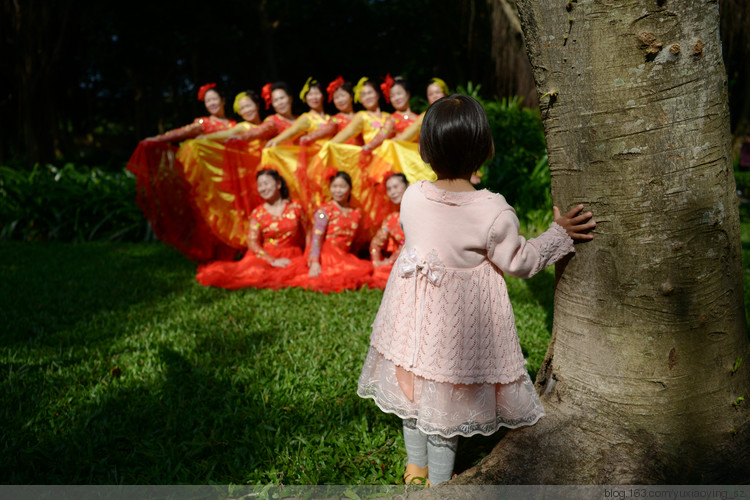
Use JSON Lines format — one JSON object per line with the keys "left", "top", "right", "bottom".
{"left": 3, "top": 1, "right": 747, "bottom": 169}
{"left": 1, "top": 0, "right": 496, "bottom": 167}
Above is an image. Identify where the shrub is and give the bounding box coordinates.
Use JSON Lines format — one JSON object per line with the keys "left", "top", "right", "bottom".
{"left": 0, "top": 163, "right": 148, "bottom": 242}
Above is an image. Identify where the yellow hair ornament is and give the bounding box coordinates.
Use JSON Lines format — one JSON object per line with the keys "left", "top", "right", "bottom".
{"left": 233, "top": 91, "right": 248, "bottom": 114}
{"left": 430, "top": 77, "right": 450, "bottom": 96}
{"left": 299, "top": 77, "right": 317, "bottom": 101}
{"left": 353, "top": 77, "right": 369, "bottom": 103}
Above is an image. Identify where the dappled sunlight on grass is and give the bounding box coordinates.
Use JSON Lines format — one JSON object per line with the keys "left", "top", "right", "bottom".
{"left": 3, "top": 217, "right": 747, "bottom": 483}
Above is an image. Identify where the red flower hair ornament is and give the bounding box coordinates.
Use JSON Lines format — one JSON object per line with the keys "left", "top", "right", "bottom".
{"left": 197, "top": 83, "right": 217, "bottom": 101}
{"left": 261, "top": 83, "right": 273, "bottom": 110}
{"left": 326, "top": 76, "right": 346, "bottom": 102}
{"left": 380, "top": 74, "right": 394, "bottom": 104}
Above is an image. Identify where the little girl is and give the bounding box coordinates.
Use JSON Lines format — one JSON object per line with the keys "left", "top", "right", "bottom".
{"left": 357, "top": 94, "right": 595, "bottom": 485}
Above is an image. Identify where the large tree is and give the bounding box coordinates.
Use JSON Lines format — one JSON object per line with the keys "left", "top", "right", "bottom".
{"left": 442, "top": 0, "right": 750, "bottom": 485}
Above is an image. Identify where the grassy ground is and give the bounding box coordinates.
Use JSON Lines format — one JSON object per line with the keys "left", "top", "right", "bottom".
{"left": 0, "top": 242, "right": 554, "bottom": 484}
{"left": 2, "top": 215, "right": 748, "bottom": 485}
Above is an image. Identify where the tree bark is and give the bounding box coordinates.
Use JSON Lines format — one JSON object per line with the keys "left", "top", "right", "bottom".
{"left": 430, "top": 0, "right": 750, "bottom": 486}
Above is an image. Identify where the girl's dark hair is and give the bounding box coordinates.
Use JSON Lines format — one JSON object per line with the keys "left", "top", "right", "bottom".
{"left": 329, "top": 170, "right": 353, "bottom": 189}
{"left": 271, "top": 81, "right": 292, "bottom": 98}
{"left": 385, "top": 172, "right": 408, "bottom": 186}
{"left": 419, "top": 94, "right": 494, "bottom": 179}
{"left": 256, "top": 169, "right": 290, "bottom": 200}
{"left": 392, "top": 76, "right": 410, "bottom": 95}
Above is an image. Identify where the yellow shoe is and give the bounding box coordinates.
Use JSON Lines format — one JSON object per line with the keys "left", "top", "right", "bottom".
{"left": 404, "top": 463, "right": 431, "bottom": 485}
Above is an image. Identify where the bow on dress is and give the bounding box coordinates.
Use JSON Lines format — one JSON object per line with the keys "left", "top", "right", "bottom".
{"left": 399, "top": 249, "right": 445, "bottom": 286}
{"left": 399, "top": 249, "right": 446, "bottom": 366}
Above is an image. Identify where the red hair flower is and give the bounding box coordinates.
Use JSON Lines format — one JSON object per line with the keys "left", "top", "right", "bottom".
{"left": 261, "top": 83, "right": 273, "bottom": 110}
{"left": 197, "top": 83, "right": 217, "bottom": 101}
{"left": 380, "top": 74, "right": 394, "bottom": 104}
{"left": 326, "top": 76, "right": 346, "bottom": 102}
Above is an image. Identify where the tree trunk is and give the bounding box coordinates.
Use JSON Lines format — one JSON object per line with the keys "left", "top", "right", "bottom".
{"left": 434, "top": 0, "right": 750, "bottom": 486}
{"left": 487, "top": 0, "right": 538, "bottom": 108}
{"left": 720, "top": 0, "right": 750, "bottom": 146}
{"left": 4, "top": 0, "right": 71, "bottom": 166}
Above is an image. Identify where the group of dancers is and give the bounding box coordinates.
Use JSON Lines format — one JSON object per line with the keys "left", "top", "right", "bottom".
{"left": 128, "top": 78, "right": 598, "bottom": 485}
{"left": 127, "top": 75, "right": 450, "bottom": 292}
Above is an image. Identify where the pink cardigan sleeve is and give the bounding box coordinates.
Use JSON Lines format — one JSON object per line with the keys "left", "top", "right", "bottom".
{"left": 487, "top": 210, "right": 574, "bottom": 278}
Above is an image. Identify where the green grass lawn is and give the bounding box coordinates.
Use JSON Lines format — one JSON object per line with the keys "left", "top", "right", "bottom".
{"left": 2, "top": 216, "right": 749, "bottom": 484}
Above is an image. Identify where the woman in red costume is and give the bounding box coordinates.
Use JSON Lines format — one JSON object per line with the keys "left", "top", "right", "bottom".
{"left": 310, "top": 77, "right": 391, "bottom": 243}
{"left": 329, "top": 77, "right": 389, "bottom": 145}
{"left": 203, "top": 90, "right": 263, "bottom": 140}
{"left": 299, "top": 78, "right": 360, "bottom": 146}
{"left": 177, "top": 90, "right": 266, "bottom": 250}
{"left": 261, "top": 78, "right": 331, "bottom": 212}
{"left": 364, "top": 78, "right": 445, "bottom": 190}
{"left": 231, "top": 82, "right": 297, "bottom": 142}
{"left": 362, "top": 75, "right": 419, "bottom": 156}
{"left": 394, "top": 77, "right": 448, "bottom": 142}
{"left": 195, "top": 169, "right": 306, "bottom": 289}
{"left": 146, "top": 83, "right": 237, "bottom": 142}
{"left": 126, "top": 83, "right": 237, "bottom": 262}
{"left": 283, "top": 171, "right": 373, "bottom": 293}
{"left": 295, "top": 78, "right": 361, "bottom": 218}
{"left": 265, "top": 78, "right": 329, "bottom": 147}
{"left": 368, "top": 173, "right": 408, "bottom": 290}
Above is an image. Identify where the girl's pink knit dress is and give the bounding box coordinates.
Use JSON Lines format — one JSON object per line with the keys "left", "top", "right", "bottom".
{"left": 357, "top": 181, "right": 575, "bottom": 437}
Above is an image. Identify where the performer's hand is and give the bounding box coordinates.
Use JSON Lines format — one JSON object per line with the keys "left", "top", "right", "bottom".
{"left": 271, "top": 258, "right": 291, "bottom": 268}
{"left": 299, "top": 136, "right": 312, "bottom": 146}
{"left": 358, "top": 148, "right": 373, "bottom": 167}
{"left": 308, "top": 262, "right": 322, "bottom": 277}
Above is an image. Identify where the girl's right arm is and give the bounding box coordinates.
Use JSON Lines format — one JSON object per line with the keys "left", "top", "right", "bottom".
{"left": 487, "top": 209, "right": 576, "bottom": 279}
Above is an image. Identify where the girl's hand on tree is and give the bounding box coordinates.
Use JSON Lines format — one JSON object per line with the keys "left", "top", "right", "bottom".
{"left": 553, "top": 204, "right": 596, "bottom": 240}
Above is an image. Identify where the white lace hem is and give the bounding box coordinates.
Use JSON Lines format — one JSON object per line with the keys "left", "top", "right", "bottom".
{"left": 357, "top": 347, "right": 545, "bottom": 438}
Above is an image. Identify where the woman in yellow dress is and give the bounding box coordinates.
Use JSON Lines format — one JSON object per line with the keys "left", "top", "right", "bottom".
{"left": 364, "top": 77, "right": 448, "bottom": 201}
{"left": 362, "top": 75, "right": 420, "bottom": 157}
{"left": 126, "top": 83, "right": 237, "bottom": 262}
{"left": 329, "top": 77, "right": 389, "bottom": 145}
{"left": 265, "top": 77, "right": 329, "bottom": 147}
{"left": 313, "top": 77, "right": 391, "bottom": 243}
{"left": 260, "top": 78, "right": 332, "bottom": 217}
{"left": 394, "top": 77, "right": 449, "bottom": 142}
{"left": 296, "top": 77, "right": 361, "bottom": 218}
{"left": 175, "top": 90, "right": 268, "bottom": 250}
